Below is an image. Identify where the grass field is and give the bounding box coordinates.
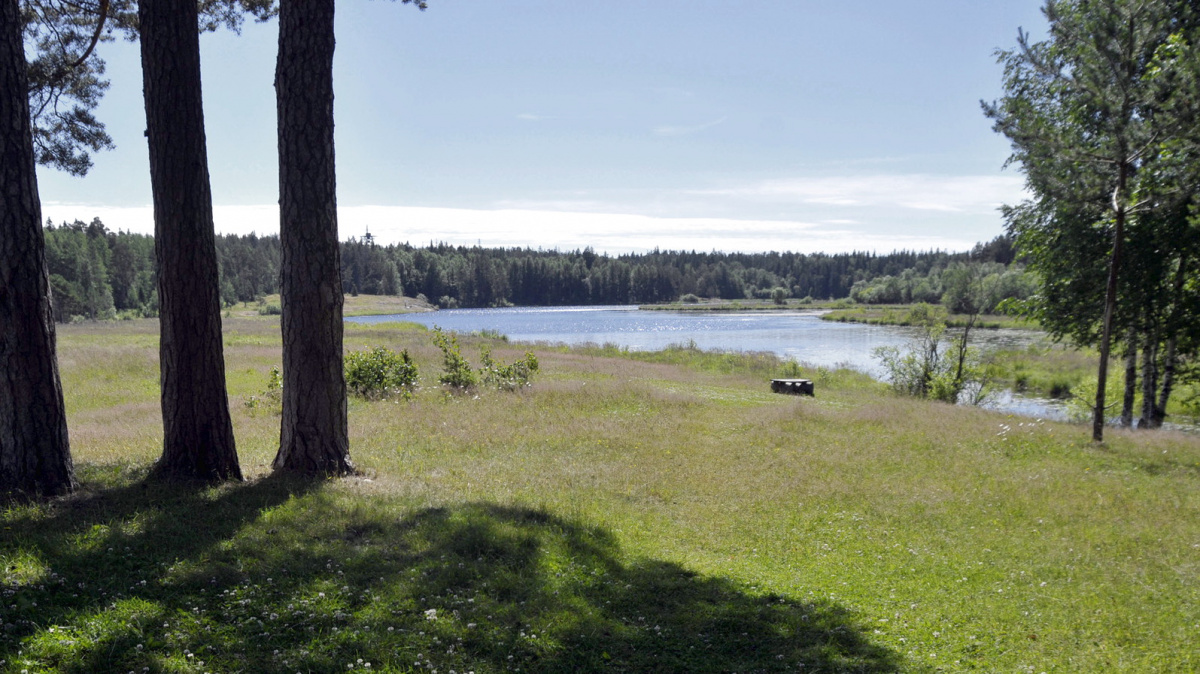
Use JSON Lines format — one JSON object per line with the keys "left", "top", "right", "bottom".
{"left": 2, "top": 316, "right": 1198, "bottom": 672}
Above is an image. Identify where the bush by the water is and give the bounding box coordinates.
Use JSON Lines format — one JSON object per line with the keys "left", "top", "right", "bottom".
{"left": 479, "top": 346, "right": 540, "bottom": 390}
{"left": 432, "top": 327, "right": 478, "bottom": 389}
{"left": 345, "top": 346, "right": 419, "bottom": 399}
{"left": 873, "top": 303, "right": 992, "bottom": 404}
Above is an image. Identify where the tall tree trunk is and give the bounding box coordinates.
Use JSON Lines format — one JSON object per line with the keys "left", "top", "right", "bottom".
{"left": 1120, "top": 332, "right": 1137, "bottom": 427}
{"left": 1093, "top": 164, "right": 1128, "bottom": 442}
{"left": 1138, "top": 339, "right": 1158, "bottom": 428}
{"left": 139, "top": 0, "right": 240, "bottom": 481}
{"left": 273, "top": 0, "right": 352, "bottom": 475}
{"left": 0, "top": 0, "right": 75, "bottom": 497}
{"left": 1155, "top": 335, "right": 1176, "bottom": 428}
{"left": 951, "top": 312, "right": 977, "bottom": 402}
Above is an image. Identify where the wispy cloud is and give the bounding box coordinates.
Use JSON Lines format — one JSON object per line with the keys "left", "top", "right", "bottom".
{"left": 516, "top": 113, "right": 548, "bottom": 121}
{"left": 653, "top": 116, "right": 727, "bottom": 137}
{"left": 702, "top": 174, "right": 1027, "bottom": 214}
{"left": 41, "top": 202, "right": 979, "bottom": 255}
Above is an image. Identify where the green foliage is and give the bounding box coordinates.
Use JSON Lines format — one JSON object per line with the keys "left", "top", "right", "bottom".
{"left": 479, "top": 346, "right": 540, "bottom": 390}
{"left": 345, "top": 346, "right": 419, "bottom": 399}
{"left": 873, "top": 304, "right": 993, "bottom": 404}
{"left": 431, "top": 327, "right": 477, "bottom": 389}
{"left": 848, "top": 259, "right": 1038, "bottom": 312}
{"left": 679, "top": 293, "right": 701, "bottom": 303}
{"left": 243, "top": 366, "right": 282, "bottom": 415}
{"left": 1066, "top": 374, "right": 1125, "bottom": 423}
{"left": 778, "top": 359, "right": 805, "bottom": 378}
{"left": 257, "top": 301, "right": 282, "bottom": 316}
{"left": 770, "top": 286, "right": 789, "bottom": 305}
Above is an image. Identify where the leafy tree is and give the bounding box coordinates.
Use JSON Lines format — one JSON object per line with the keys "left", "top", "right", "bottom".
{"left": 1, "top": 0, "right": 74, "bottom": 496}
{"left": 432, "top": 327, "right": 477, "bottom": 390}
{"left": 985, "top": 0, "right": 1188, "bottom": 441}
{"left": 22, "top": 0, "right": 114, "bottom": 176}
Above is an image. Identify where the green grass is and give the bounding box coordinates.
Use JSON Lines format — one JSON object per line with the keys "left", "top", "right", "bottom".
{"left": 821, "top": 305, "right": 1037, "bottom": 330}
{"left": 3, "top": 317, "right": 1198, "bottom": 672}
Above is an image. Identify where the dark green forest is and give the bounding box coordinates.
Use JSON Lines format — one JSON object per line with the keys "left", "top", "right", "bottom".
{"left": 43, "top": 217, "right": 1023, "bottom": 322}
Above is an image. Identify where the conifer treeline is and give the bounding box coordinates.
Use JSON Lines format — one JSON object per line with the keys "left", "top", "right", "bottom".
{"left": 43, "top": 218, "right": 1014, "bottom": 321}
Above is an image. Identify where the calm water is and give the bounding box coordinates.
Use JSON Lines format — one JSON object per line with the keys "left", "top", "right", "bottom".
{"left": 350, "top": 305, "right": 1045, "bottom": 374}
{"left": 348, "top": 305, "right": 1071, "bottom": 419}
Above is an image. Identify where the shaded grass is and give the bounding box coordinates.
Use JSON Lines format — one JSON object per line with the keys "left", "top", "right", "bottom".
{"left": 1, "top": 474, "right": 898, "bottom": 673}
{"left": 3, "top": 317, "right": 1198, "bottom": 672}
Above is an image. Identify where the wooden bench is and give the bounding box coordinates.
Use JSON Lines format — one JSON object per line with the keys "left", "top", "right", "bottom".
{"left": 771, "top": 378, "right": 814, "bottom": 396}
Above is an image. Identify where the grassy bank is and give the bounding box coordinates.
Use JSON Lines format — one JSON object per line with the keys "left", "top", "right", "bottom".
{"left": 2, "top": 318, "right": 1198, "bottom": 672}
{"left": 820, "top": 304, "right": 1036, "bottom": 330}
{"left": 638, "top": 299, "right": 843, "bottom": 312}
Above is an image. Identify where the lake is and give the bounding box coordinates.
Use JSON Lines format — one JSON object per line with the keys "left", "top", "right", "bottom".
{"left": 348, "top": 305, "right": 1071, "bottom": 420}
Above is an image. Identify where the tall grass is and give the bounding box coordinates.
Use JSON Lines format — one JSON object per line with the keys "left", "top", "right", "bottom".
{"left": 2, "top": 317, "right": 1197, "bottom": 672}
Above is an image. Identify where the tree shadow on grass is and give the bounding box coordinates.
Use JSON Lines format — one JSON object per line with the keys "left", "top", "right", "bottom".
{"left": 2, "top": 473, "right": 910, "bottom": 673}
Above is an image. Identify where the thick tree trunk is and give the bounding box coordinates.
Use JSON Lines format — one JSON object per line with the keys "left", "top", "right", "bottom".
{"left": 0, "top": 0, "right": 75, "bottom": 497}
{"left": 138, "top": 0, "right": 240, "bottom": 481}
{"left": 1120, "top": 333, "right": 1136, "bottom": 428}
{"left": 273, "top": 0, "right": 352, "bottom": 475}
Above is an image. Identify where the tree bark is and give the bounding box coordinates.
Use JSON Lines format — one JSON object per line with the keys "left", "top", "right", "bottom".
{"left": 1120, "top": 332, "right": 1136, "bottom": 428}
{"left": 1138, "top": 338, "right": 1158, "bottom": 429}
{"left": 1155, "top": 253, "right": 1188, "bottom": 428}
{"left": 1093, "top": 163, "right": 1128, "bottom": 443}
{"left": 139, "top": 0, "right": 240, "bottom": 481}
{"left": 0, "top": 0, "right": 75, "bottom": 497}
{"left": 273, "top": 0, "right": 352, "bottom": 475}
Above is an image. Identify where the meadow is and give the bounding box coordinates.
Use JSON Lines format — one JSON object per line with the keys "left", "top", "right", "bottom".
{"left": 2, "top": 315, "right": 1197, "bottom": 672}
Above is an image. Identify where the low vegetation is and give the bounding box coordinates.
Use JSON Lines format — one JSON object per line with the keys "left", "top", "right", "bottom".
{"left": 345, "top": 346, "right": 420, "bottom": 400}
{"left": 2, "top": 317, "right": 1197, "bottom": 672}
{"left": 821, "top": 304, "right": 1035, "bottom": 330}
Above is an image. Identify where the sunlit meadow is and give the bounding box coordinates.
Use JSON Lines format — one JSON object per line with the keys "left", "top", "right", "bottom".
{"left": 2, "top": 313, "right": 1197, "bottom": 672}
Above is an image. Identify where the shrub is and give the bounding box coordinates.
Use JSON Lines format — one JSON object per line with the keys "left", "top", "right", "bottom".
{"left": 258, "top": 303, "right": 282, "bottom": 316}
{"left": 244, "top": 366, "right": 283, "bottom": 414}
{"left": 873, "top": 306, "right": 992, "bottom": 405}
{"left": 345, "top": 346, "right": 419, "bottom": 399}
{"left": 770, "top": 287, "right": 789, "bottom": 305}
{"left": 679, "top": 293, "right": 701, "bottom": 304}
{"left": 432, "top": 327, "right": 477, "bottom": 389}
{"left": 779, "top": 360, "right": 804, "bottom": 379}
{"left": 479, "top": 346, "right": 540, "bottom": 390}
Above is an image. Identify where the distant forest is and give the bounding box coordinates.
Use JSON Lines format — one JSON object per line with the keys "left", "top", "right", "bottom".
{"left": 42, "top": 218, "right": 1026, "bottom": 322}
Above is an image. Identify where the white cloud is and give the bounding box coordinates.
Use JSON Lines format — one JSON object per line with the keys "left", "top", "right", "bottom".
{"left": 40, "top": 202, "right": 978, "bottom": 255}
{"left": 516, "top": 113, "right": 546, "bottom": 121}
{"left": 653, "top": 116, "right": 727, "bottom": 137}
{"left": 701, "top": 174, "right": 1027, "bottom": 214}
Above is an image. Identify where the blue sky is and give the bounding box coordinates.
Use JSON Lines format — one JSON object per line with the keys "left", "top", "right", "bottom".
{"left": 36, "top": 0, "right": 1048, "bottom": 254}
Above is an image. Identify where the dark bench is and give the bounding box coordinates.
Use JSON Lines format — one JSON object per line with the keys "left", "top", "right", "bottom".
{"left": 771, "top": 378, "right": 814, "bottom": 396}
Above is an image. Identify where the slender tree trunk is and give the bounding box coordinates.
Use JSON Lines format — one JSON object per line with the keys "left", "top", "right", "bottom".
{"left": 139, "top": 0, "right": 240, "bottom": 481}
{"left": 1137, "top": 339, "right": 1158, "bottom": 428}
{"left": 1156, "top": 335, "right": 1176, "bottom": 428}
{"left": 0, "top": 0, "right": 75, "bottom": 497}
{"left": 1155, "top": 253, "right": 1188, "bottom": 428}
{"left": 1120, "top": 332, "right": 1137, "bottom": 428}
{"left": 273, "top": 0, "right": 352, "bottom": 475}
{"left": 950, "top": 312, "right": 977, "bottom": 403}
{"left": 1093, "top": 164, "right": 1128, "bottom": 442}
